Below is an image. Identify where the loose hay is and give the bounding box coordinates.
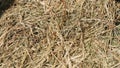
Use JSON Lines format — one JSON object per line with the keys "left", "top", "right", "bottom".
{"left": 0, "top": 0, "right": 120, "bottom": 68}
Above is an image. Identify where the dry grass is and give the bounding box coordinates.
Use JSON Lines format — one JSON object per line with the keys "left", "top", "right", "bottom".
{"left": 0, "top": 0, "right": 120, "bottom": 68}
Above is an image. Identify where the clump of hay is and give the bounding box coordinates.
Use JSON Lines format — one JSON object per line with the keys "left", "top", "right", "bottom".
{"left": 0, "top": 0, "right": 120, "bottom": 68}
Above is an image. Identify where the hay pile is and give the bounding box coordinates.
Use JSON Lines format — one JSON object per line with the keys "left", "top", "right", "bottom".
{"left": 0, "top": 0, "right": 120, "bottom": 68}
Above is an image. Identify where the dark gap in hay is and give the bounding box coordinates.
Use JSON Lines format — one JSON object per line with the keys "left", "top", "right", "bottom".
{"left": 115, "top": 0, "right": 120, "bottom": 3}
{"left": 114, "top": 21, "right": 120, "bottom": 26}
{"left": 0, "top": 0, "right": 15, "bottom": 17}
{"left": 115, "top": 10, "right": 120, "bottom": 26}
